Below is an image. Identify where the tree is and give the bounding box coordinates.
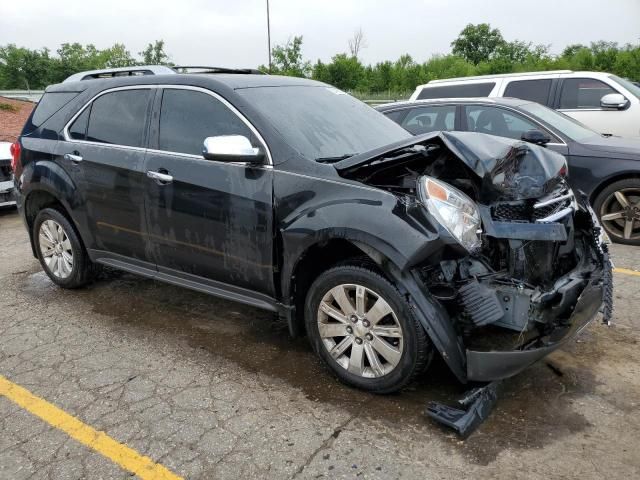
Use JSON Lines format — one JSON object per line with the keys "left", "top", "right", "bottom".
{"left": 451, "top": 23, "right": 505, "bottom": 65}
{"left": 139, "top": 40, "right": 171, "bottom": 65}
{"left": 348, "top": 28, "right": 367, "bottom": 58}
{"left": 262, "top": 36, "right": 311, "bottom": 77}
{"left": 102, "top": 44, "right": 136, "bottom": 68}
{"left": 0, "top": 45, "right": 52, "bottom": 89}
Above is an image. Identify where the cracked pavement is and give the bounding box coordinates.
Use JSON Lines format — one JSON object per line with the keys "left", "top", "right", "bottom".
{"left": 0, "top": 207, "right": 639, "bottom": 479}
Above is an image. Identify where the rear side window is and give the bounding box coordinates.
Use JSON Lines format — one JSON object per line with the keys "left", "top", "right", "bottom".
{"left": 158, "top": 89, "right": 253, "bottom": 156}
{"left": 86, "top": 89, "right": 151, "bottom": 147}
{"left": 503, "top": 79, "right": 552, "bottom": 105}
{"left": 417, "top": 83, "right": 495, "bottom": 100}
{"left": 31, "top": 92, "right": 79, "bottom": 126}
{"left": 68, "top": 107, "right": 90, "bottom": 140}
{"left": 559, "top": 78, "right": 618, "bottom": 109}
{"left": 396, "top": 105, "right": 456, "bottom": 135}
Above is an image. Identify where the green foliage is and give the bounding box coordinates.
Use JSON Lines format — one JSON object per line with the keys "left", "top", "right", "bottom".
{"left": 0, "top": 44, "right": 52, "bottom": 89}
{"left": 0, "top": 102, "right": 18, "bottom": 112}
{"left": 451, "top": 23, "right": 505, "bottom": 65}
{"left": 139, "top": 40, "right": 171, "bottom": 66}
{"left": 259, "top": 36, "right": 311, "bottom": 77}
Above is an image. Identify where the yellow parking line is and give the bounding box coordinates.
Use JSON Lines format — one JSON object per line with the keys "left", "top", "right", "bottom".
{"left": 614, "top": 267, "right": 640, "bottom": 277}
{"left": 0, "top": 375, "right": 183, "bottom": 480}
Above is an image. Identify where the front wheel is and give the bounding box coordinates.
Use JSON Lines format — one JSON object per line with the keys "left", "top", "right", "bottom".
{"left": 593, "top": 179, "right": 640, "bottom": 245}
{"left": 305, "top": 265, "right": 432, "bottom": 394}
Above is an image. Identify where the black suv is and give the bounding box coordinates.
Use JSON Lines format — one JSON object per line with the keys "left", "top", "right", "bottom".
{"left": 13, "top": 68, "right": 611, "bottom": 405}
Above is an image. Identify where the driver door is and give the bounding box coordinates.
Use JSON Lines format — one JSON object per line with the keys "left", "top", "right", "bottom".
{"left": 144, "top": 87, "right": 275, "bottom": 297}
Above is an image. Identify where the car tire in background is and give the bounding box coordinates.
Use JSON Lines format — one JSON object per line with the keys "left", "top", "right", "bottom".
{"left": 33, "top": 208, "right": 98, "bottom": 288}
{"left": 305, "top": 264, "right": 433, "bottom": 394}
{"left": 593, "top": 179, "right": 640, "bottom": 246}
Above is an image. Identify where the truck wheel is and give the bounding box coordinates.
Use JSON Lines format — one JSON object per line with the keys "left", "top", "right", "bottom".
{"left": 33, "top": 208, "right": 97, "bottom": 288}
{"left": 593, "top": 179, "right": 640, "bottom": 246}
{"left": 305, "top": 264, "right": 432, "bottom": 394}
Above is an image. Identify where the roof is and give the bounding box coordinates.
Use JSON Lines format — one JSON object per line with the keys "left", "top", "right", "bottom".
{"left": 375, "top": 97, "right": 533, "bottom": 111}
{"left": 0, "top": 96, "right": 35, "bottom": 143}
{"left": 428, "top": 70, "right": 573, "bottom": 84}
{"left": 50, "top": 73, "right": 325, "bottom": 93}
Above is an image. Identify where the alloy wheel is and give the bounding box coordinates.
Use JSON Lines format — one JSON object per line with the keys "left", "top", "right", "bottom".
{"left": 317, "top": 284, "right": 403, "bottom": 378}
{"left": 600, "top": 188, "right": 640, "bottom": 241}
{"left": 39, "top": 219, "right": 74, "bottom": 279}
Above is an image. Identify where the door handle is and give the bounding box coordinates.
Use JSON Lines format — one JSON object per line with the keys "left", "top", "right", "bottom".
{"left": 64, "top": 153, "right": 83, "bottom": 163}
{"left": 146, "top": 170, "right": 173, "bottom": 184}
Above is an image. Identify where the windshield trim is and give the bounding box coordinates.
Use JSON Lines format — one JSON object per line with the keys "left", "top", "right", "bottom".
{"left": 609, "top": 74, "right": 640, "bottom": 100}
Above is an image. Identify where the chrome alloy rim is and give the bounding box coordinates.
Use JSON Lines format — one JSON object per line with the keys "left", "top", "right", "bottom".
{"left": 39, "top": 220, "right": 73, "bottom": 279}
{"left": 317, "top": 284, "right": 403, "bottom": 378}
{"left": 600, "top": 189, "right": 640, "bottom": 241}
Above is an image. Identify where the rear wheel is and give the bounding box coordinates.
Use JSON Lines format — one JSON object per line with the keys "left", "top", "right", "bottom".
{"left": 33, "top": 208, "right": 97, "bottom": 288}
{"left": 594, "top": 179, "right": 640, "bottom": 245}
{"left": 305, "top": 265, "right": 432, "bottom": 394}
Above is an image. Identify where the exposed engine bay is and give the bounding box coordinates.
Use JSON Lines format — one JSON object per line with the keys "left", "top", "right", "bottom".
{"left": 335, "top": 131, "right": 613, "bottom": 352}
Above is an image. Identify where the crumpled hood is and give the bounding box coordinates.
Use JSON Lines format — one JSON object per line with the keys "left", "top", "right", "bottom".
{"left": 334, "top": 131, "right": 568, "bottom": 201}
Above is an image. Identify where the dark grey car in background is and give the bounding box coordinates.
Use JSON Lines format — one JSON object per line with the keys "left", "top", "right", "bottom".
{"left": 378, "top": 98, "right": 640, "bottom": 245}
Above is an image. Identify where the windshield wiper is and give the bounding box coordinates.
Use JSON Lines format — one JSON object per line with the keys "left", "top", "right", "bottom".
{"left": 315, "top": 153, "right": 358, "bottom": 163}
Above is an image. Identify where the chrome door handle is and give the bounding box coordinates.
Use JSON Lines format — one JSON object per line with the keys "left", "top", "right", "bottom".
{"left": 64, "top": 153, "right": 83, "bottom": 163}
{"left": 146, "top": 170, "right": 173, "bottom": 184}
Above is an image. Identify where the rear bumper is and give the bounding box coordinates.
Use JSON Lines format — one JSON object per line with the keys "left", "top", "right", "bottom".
{"left": 466, "top": 277, "right": 603, "bottom": 381}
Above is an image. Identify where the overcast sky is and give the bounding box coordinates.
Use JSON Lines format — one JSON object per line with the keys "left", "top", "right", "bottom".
{"left": 2, "top": 0, "right": 639, "bottom": 67}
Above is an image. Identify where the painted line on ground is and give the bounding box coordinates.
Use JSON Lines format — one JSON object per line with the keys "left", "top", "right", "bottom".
{"left": 0, "top": 374, "right": 183, "bottom": 480}
{"left": 614, "top": 267, "right": 640, "bottom": 277}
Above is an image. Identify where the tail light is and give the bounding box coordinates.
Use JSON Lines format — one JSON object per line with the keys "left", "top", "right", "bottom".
{"left": 9, "top": 141, "right": 21, "bottom": 172}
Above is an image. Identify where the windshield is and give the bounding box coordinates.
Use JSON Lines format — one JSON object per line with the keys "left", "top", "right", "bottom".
{"left": 609, "top": 74, "right": 640, "bottom": 100}
{"left": 237, "top": 86, "right": 411, "bottom": 161}
{"left": 520, "top": 102, "right": 600, "bottom": 142}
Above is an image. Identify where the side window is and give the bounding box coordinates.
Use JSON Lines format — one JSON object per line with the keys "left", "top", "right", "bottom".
{"left": 86, "top": 89, "right": 151, "bottom": 147}
{"left": 559, "top": 78, "right": 617, "bottom": 109}
{"left": 158, "top": 89, "right": 254, "bottom": 156}
{"left": 464, "top": 105, "right": 546, "bottom": 141}
{"left": 503, "top": 79, "right": 552, "bottom": 105}
{"left": 398, "top": 105, "right": 455, "bottom": 135}
{"left": 417, "top": 82, "right": 495, "bottom": 100}
{"left": 68, "top": 107, "right": 90, "bottom": 140}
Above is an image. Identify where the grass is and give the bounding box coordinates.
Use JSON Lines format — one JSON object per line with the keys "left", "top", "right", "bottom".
{"left": 0, "top": 102, "right": 18, "bottom": 112}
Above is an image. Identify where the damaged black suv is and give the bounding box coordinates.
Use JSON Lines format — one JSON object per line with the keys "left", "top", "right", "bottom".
{"left": 14, "top": 70, "right": 611, "bottom": 407}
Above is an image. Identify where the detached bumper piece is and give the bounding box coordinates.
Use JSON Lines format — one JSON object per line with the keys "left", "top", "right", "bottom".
{"left": 425, "top": 381, "right": 501, "bottom": 438}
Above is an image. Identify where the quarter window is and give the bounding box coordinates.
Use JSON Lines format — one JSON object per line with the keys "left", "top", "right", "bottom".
{"left": 85, "top": 89, "right": 151, "bottom": 147}
{"left": 396, "top": 105, "right": 456, "bottom": 135}
{"left": 464, "top": 105, "right": 553, "bottom": 141}
{"left": 68, "top": 106, "right": 90, "bottom": 140}
{"left": 503, "top": 79, "right": 552, "bottom": 105}
{"left": 417, "top": 83, "right": 495, "bottom": 100}
{"left": 559, "top": 78, "right": 618, "bottom": 109}
{"left": 158, "top": 89, "right": 254, "bottom": 156}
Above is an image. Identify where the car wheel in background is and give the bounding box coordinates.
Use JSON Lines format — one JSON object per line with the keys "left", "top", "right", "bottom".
{"left": 594, "top": 179, "right": 640, "bottom": 246}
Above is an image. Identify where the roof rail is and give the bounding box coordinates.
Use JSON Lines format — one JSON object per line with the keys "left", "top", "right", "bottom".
{"left": 173, "top": 66, "right": 265, "bottom": 75}
{"left": 429, "top": 70, "right": 573, "bottom": 84}
{"left": 63, "top": 65, "right": 176, "bottom": 83}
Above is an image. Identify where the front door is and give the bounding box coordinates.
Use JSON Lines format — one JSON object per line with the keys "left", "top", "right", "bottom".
{"left": 144, "top": 87, "right": 274, "bottom": 297}
{"left": 57, "top": 87, "right": 154, "bottom": 266}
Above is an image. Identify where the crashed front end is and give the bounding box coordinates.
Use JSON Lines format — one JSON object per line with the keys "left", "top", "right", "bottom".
{"left": 335, "top": 131, "right": 613, "bottom": 383}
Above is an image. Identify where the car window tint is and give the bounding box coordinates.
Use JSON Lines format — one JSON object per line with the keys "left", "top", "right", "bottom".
{"left": 559, "top": 78, "right": 617, "bottom": 109}
{"left": 86, "top": 90, "right": 151, "bottom": 147}
{"left": 417, "top": 83, "right": 495, "bottom": 100}
{"left": 503, "top": 79, "right": 552, "bottom": 105}
{"left": 397, "top": 105, "right": 455, "bottom": 135}
{"left": 31, "top": 92, "right": 79, "bottom": 126}
{"left": 159, "top": 89, "right": 254, "bottom": 156}
{"left": 383, "top": 110, "right": 405, "bottom": 123}
{"left": 464, "top": 105, "right": 541, "bottom": 141}
{"left": 68, "top": 106, "right": 90, "bottom": 140}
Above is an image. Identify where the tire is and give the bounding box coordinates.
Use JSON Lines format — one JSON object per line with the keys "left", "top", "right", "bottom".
{"left": 305, "top": 264, "right": 433, "bottom": 394}
{"left": 593, "top": 178, "right": 640, "bottom": 246}
{"left": 33, "top": 208, "right": 97, "bottom": 288}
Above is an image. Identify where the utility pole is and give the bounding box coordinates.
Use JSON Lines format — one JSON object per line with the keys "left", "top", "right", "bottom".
{"left": 266, "top": 0, "right": 272, "bottom": 72}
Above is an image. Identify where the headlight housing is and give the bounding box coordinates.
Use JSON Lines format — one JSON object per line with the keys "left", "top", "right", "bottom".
{"left": 418, "top": 176, "right": 482, "bottom": 252}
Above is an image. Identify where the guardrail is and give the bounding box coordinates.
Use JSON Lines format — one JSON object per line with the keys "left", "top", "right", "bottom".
{"left": 0, "top": 90, "right": 44, "bottom": 102}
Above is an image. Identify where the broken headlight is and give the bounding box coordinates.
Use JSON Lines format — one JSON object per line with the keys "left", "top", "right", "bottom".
{"left": 419, "top": 176, "right": 481, "bottom": 252}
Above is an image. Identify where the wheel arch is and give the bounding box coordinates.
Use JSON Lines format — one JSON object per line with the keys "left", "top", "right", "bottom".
{"left": 589, "top": 172, "right": 640, "bottom": 205}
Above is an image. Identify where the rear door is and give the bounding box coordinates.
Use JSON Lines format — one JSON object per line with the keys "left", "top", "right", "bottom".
{"left": 58, "top": 87, "right": 154, "bottom": 267}
{"left": 501, "top": 78, "right": 557, "bottom": 107}
{"left": 143, "top": 86, "right": 275, "bottom": 297}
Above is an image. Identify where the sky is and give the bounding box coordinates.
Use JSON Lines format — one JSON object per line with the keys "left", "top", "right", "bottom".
{"left": 1, "top": 0, "right": 639, "bottom": 68}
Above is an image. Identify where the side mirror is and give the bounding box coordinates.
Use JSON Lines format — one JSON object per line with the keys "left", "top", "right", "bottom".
{"left": 600, "top": 93, "right": 629, "bottom": 110}
{"left": 521, "top": 129, "right": 551, "bottom": 146}
{"left": 202, "top": 135, "right": 265, "bottom": 163}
